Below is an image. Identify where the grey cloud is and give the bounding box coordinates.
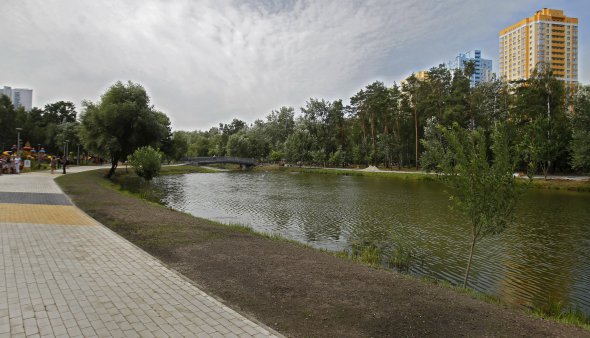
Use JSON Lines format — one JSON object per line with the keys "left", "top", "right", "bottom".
{"left": 1, "top": 0, "right": 587, "bottom": 130}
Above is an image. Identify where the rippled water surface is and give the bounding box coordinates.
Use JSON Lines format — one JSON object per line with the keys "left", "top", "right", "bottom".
{"left": 155, "top": 171, "right": 590, "bottom": 315}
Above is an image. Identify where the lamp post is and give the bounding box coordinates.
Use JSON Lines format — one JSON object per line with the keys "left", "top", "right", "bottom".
{"left": 37, "top": 144, "right": 41, "bottom": 169}
{"left": 63, "top": 140, "right": 69, "bottom": 174}
{"left": 38, "top": 145, "right": 45, "bottom": 169}
{"left": 15, "top": 128, "right": 22, "bottom": 156}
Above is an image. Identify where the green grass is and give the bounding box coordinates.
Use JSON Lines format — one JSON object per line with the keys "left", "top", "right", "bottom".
{"left": 530, "top": 298, "right": 590, "bottom": 330}
{"left": 339, "top": 239, "right": 415, "bottom": 272}
{"left": 522, "top": 177, "right": 590, "bottom": 192}
{"left": 160, "top": 165, "right": 218, "bottom": 175}
{"left": 419, "top": 277, "right": 590, "bottom": 330}
{"left": 257, "top": 164, "right": 590, "bottom": 192}
{"left": 256, "top": 165, "right": 435, "bottom": 182}
{"left": 420, "top": 276, "right": 503, "bottom": 305}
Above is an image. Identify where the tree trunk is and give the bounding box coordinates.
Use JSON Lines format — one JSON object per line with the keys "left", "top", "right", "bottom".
{"left": 463, "top": 233, "right": 477, "bottom": 288}
{"left": 543, "top": 162, "right": 549, "bottom": 180}
{"left": 106, "top": 156, "right": 119, "bottom": 178}
{"left": 414, "top": 103, "right": 419, "bottom": 170}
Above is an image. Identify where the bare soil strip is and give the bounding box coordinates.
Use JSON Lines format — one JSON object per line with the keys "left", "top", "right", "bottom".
{"left": 57, "top": 170, "right": 589, "bottom": 337}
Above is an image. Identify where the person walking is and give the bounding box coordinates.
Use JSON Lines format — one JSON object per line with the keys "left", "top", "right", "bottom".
{"left": 62, "top": 156, "right": 67, "bottom": 174}
{"left": 50, "top": 157, "right": 57, "bottom": 174}
{"left": 14, "top": 155, "right": 21, "bottom": 174}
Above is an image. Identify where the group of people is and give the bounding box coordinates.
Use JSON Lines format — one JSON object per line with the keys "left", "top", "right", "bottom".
{"left": 0, "top": 154, "right": 22, "bottom": 175}
{"left": 0, "top": 154, "right": 66, "bottom": 175}
{"left": 49, "top": 156, "right": 65, "bottom": 174}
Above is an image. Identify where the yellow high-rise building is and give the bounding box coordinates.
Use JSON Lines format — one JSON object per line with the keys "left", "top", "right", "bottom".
{"left": 499, "top": 8, "right": 578, "bottom": 84}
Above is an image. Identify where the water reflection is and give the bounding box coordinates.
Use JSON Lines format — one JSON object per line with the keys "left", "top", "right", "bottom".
{"left": 154, "top": 171, "right": 590, "bottom": 316}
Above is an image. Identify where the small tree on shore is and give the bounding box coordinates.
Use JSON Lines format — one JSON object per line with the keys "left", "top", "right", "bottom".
{"left": 422, "top": 121, "right": 519, "bottom": 288}
{"left": 128, "top": 146, "right": 162, "bottom": 182}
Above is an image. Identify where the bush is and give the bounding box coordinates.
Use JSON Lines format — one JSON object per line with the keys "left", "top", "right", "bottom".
{"left": 269, "top": 150, "right": 285, "bottom": 163}
{"left": 127, "top": 146, "right": 162, "bottom": 181}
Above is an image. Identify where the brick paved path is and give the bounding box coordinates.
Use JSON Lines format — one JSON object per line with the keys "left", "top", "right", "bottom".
{"left": 0, "top": 169, "right": 281, "bottom": 338}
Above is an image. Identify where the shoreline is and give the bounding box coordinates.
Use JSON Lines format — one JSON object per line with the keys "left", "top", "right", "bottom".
{"left": 56, "top": 168, "right": 590, "bottom": 336}
{"left": 254, "top": 164, "right": 590, "bottom": 192}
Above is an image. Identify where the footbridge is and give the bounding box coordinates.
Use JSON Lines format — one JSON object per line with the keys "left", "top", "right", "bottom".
{"left": 186, "top": 156, "right": 258, "bottom": 169}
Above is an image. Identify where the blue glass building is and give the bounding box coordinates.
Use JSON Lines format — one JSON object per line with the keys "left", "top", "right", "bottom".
{"left": 447, "top": 50, "right": 493, "bottom": 87}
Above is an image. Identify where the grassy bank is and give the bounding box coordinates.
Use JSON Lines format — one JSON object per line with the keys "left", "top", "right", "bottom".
{"left": 160, "top": 164, "right": 219, "bottom": 175}
{"left": 56, "top": 169, "right": 590, "bottom": 336}
{"left": 526, "top": 177, "right": 590, "bottom": 192}
{"left": 256, "top": 164, "right": 590, "bottom": 192}
{"left": 256, "top": 165, "right": 435, "bottom": 181}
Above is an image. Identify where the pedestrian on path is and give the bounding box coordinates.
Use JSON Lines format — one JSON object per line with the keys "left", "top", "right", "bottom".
{"left": 50, "top": 157, "right": 57, "bottom": 174}
{"left": 62, "top": 156, "right": 67, "bottom": 174}
{"left": 14, "top": 155, "right": 20, "bottom": 174}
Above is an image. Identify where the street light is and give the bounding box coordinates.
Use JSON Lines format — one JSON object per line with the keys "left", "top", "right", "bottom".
{"left": 38, "top": 145, "right": 44, "bottom": 169}
{"left": 15, "top": 128, "right": 22, "bottom": 155}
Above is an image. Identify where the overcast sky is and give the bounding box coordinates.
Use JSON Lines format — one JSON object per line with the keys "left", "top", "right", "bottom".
{"left": 1, "top": 0, "right": 588, "bottom": 131}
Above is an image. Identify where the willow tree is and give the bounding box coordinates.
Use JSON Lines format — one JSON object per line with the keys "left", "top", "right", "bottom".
{"left": 422, "top": 121, "right": 519, "bottom": 287}
{"left": 79, "top": 81, "right": 170, "bottom": 178}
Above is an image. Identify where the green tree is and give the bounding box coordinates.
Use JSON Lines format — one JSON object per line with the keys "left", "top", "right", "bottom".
{"left": 190, "top": 133, "right": 212, "bottom": 157}
{"left": 127, "top": 146, "right": 162, "bottom": 181}
{"left": 269, "top": 150, "right": 285, "bottom": 163}
{"left": 570, "top": 85, "right": 590, "bottom": 172}
{"left": 55, "top": 121, "right": 81, "bottom": 157}
{"left": 514, "top": 65, "right": 570, "bottom": 178}
{"left": 43, "top": 101, "right": 77, "bottom": 124}
{"left": 163, "top": 132, "right": 189, "bottom": 163}
{"left": 265, "top": 106, "right": 295, "bottom": 151}
{"left": 226, "top": 130, "right": 251, "bottom": 158}
{"left": 285, "top": 126, "right": 314, "bottom": 164}
{"left": 470, "top": 78, "right": 511, "bottom": 130}
{"left": 422, "top": 65, "right": 452, "bottom": 125}
{"left": 401, "top": 74, "right": 422, "bottom": 169}
{"left": 0, "top": 95, "right": 16, "bottom": 151}
{"left": 350, "top": 82, "right": 391, "bottom": 163}
{"left": 445, "top": 68, "right": 472, "bottom": 128}
{"left": 422, "top": 122, "right": 519, "bottom": 288}
{"left": 79, "top": 81, "right": 170, "bottom": 178}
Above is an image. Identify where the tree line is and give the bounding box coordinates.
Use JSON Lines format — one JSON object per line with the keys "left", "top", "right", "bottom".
{"left": 0, "top": 97, "right": 78, "bottom": 154}
{"left": 0, "top": 81, "right": 179, "bottom": 178}
{"left": 2, "top": 64, "right": 589, "bottom": 177}
{"left": 175, "top": 63, "right": 590, "bottom": 175}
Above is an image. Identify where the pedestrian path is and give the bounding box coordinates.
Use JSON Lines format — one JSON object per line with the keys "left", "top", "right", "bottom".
{"left": 0, "top": 169, "right": 281, "bottom": 337}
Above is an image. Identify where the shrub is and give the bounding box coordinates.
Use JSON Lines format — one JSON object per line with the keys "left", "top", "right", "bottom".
{"left": 127, "top": 146, "right": 162, "bottom": 181}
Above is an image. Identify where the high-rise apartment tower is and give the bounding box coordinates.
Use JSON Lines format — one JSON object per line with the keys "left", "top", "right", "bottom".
{"left": 0, "top": 86, "right": 33, "bottom": 111}
{"left": 448, "top": 50, "right": 493, "bottom": 87}
{"left": 499, "top": 8, "right": 578, "bottom": 84}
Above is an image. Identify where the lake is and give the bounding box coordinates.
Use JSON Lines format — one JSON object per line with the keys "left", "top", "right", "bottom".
{"left": 154, "top": 171, "right": 590, "bottom": 316}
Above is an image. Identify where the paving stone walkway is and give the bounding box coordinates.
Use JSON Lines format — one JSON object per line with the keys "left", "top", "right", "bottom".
{"left": 0, "top": 169, "right": 282, "bottom": 338}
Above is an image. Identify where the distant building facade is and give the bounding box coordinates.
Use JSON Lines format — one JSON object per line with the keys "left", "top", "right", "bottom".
{"left": 414, "top": 70, "right": 428, "bottom": 81}
{"left": 499, "top": 8, "right": 578, "bottom": 84}
{"left": 1, "top": 86, "right": 33, "bottom": 111}
{"left": 447, "top": 50, "right": 493, "bottom": 87}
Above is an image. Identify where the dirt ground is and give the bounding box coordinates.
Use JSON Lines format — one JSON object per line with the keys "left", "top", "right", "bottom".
{"left": 57, "top": 170, "right": 590, "bottom": 337}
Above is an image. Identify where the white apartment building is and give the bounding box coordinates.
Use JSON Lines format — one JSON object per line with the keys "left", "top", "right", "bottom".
{"left": 1, "top": 86, "right": 33, "bottom": 111}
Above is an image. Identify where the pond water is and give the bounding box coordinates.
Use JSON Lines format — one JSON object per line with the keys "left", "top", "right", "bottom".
{"left": 154, "top": 171, "right": 590, "bottom": 316}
